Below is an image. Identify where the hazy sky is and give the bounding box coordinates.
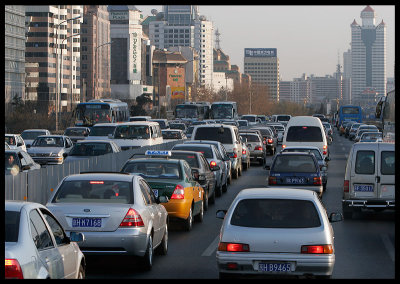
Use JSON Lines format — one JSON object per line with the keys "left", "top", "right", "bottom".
{"left": 136, "top": 5, "right": 395, "bottom": 81}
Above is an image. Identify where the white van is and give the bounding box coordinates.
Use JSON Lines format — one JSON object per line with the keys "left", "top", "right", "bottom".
{"left": 86, "top": 123, "right": 118, "bottom": 141}
{"left": 110, "top": 121, "right": 163, "bottom": 150}
{"left": 282, "top": 116, "right": 328, "bottom": 158}
{"left": 342, "top": 142, "right": 395, "bottom": 219}
{"left": 191, "top": 124, "right": 243, "bottom": 179}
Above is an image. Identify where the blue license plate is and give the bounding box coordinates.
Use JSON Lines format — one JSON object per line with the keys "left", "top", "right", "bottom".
{"left": 72, "top": 218, "right": 102, "bottom": 227}
{"left": 354, "top": 184, "right": 373, "bottom": 192}
{"left": 286, "top": 177, "right": 305, "bottom": 184}
{"left": 258, "top": 263, "right": 291, "bottom": 272}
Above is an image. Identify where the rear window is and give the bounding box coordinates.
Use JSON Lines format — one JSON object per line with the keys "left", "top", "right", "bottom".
{"left": 272, "top": 155, "right": 317, "bottom": 173}
{"left": 173, "top": 145, "right": 213, "bottom": 159}
{"left": 240, "top": 134, "right": 260, "bottom": 142}
{"left": 381, "top": 151, "right": 394, "bottom": 175}
{"left": 21, "top": 131, "right": 46, "bottom": 140}
{"left": 194, "top": 127, "right": 233, "bottom": 144}
{"left": 355, "top": 151, "right": 375, "bottom": 175}
{"left": 170, "top": 153, "right": 200, "bottom": 168}
{"left": 283, "top": 149, "right": 322, "bottom": 160}
{"left": 286, "top": 126, "right": 323, "bottom": 142}
{"left": 52, "top": 180, "right": 133, "bottom": 204}
{"left": 277, "top": 115, "right": 291, "bottom": 121}
{"left": 5, "top": 210, "right": 20, "bottom": 242}
{"left": 230, "top": 199, "right": 321, "bottom": 228}
{"left": 122, "top": 162, "right": 181, "bottom": 180}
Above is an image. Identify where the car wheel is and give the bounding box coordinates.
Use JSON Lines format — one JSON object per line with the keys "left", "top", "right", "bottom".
{"left": 195, "top": 201, "right": 204, "bottom": 223}
{"left": 209, "top": 185, "right": 216, "bottom": 204}
{"left": 183, "top": 207, "right": 193, "bottom": 231}
{"left": 242, "top": 161, "right": 248, "bottom": 171}
{"left": 232, "top": 168, "right": 238, "bottom": 179}
{"left": 142, "top": 235, "right": 153, "bottom": 271}
{"left": 77, "top": 263, "right": 85, "bottom": 279}
{"left": 323, "top": 183, "right": 327, "bottom": 191}
{"left": 222, "top": 179, "right": 228, "bottom": 193}
{"left": 155, "top": 224, "right": 168, "bottom": 255}
{"left": 203, "top": 187, "right": 209, "bottom": 211}
{"left": 238, "top": 163, "right": 242, "bottom": 176}
{"left": 227, "top": 172, "right": 232, "bottom": 184}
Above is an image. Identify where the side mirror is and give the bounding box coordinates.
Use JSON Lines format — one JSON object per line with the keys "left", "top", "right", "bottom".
{"left": 69, "top": 232, "right": 85, "bottom": 243}
{"left": 157, "top": 196, "right": 169, "bottom": 204}
{"left": 329, "top": 212, "right": 343, "bottom": 223}
{"left": 216, "top": 209, "right": 227, "bottom": 219}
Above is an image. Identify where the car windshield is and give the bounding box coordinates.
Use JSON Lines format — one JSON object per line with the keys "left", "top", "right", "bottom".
{"left": 64, "top": 128, "right": 87, "bottom": 136}
{"left": 162, "top": 131, "right": 182, "bottom": 139}
{"left": 114, "top": 125, "right": 150, "bottom": 139}
{"left": 52, "top": 180, "right": 133, "bottom": 203}
{"left": 272, "top": 155, "right": 317, "bottom": 173}
{"left": 194, "top": 127, "right": 233, "bottom": 144}
{"left": 230, "top": 199, "right": 321, "bottom": 228}
{"left": 286, "top": 126, "right": 323, "bottom": 142}
{"left": 170, "top": 153, "right": 200, "bottom": 168}
{"left": 89, "top": 126, "right": 116, "bottom": 137}
{"left": 5, "top": 210, "right": 20, "bottom": 242}
{"left": 21, "top": 131, "right": 46, "bottom": 140}
{"left": 5, "top": 136, "right": 16, "bottom": 145}
{"left": 283, "top": 149, "right": 322, "bottom": 160}
{"left": 32, "top": 137, "right": 64, "bottom": 147}
{"left": 174, "top": 146, "right": 213, "bottom": 159}
{"left": 122, "top": 162, "right": 181, "bottom": 179}
{"left": 69, "top": 142, "right": 113, "bottom": 156}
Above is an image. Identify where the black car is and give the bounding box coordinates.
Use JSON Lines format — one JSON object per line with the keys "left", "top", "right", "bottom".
{"left": 170, "top": 150, "right": 217, "bottom": 210}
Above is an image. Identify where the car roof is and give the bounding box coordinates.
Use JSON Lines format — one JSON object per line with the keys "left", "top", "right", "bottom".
{"left": 194, "top": 123, "right": 236, "bottom": 129}
{"left": 92, "top": 123, "right": 118, "bottom": 127}
{"left": 174, "top": 143, "right": 213, "bottom": 149}
{"left": 75, "top": 140, "right": 113, "bottom": 144}
{"left": 5, "top": 200, "right": 45, "bottom": 212}
{"left": 21, "top": 129, "right": 49, "bottom": 132}
{"left": 237, "top": 187, "right": 316, "bottom": 200}
{"left": 64, "top": 173, "right": 136, "bottom": 182}
{"left": 186, "top": 140, "right": 221, "bottom": 145}
{"left": 126, "top": 158, "right": 182, "bottom": 164}
{"left": 283, "top": 146, "right": 320, "bottom": 150}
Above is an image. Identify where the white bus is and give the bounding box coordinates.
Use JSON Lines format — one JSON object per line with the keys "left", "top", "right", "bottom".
{"left": 210, "top": 101, "right": 238, "bottom": 120}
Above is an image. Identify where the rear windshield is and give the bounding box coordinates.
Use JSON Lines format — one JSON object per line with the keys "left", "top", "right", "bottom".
{"left": 89, "top": 126, "right": 116, "bottom": 137}
{"left": 194, "top": 127, "right": 233, "bottom": 144}
{"left": 240, "top": 134, "right": 260, "bottom": 142}
{"left": 381, "top": 151, "right": 395, "bottom": 175}
{"left": 170, "top": 153, "right": 200, "bottom": 168}
{"left": 231, "top": 199, "right": 321, "bottom": 228}
{"left": 122, "top": 162, "right": 182, "bottom": 179}
{"left": 283, "top": 149, "right": 322, "bottom": 160}
{"left": 272, "top": 155, "right": 317, "bottom": 173}
{"left": 286, "top": 126, "right": 323, "bottom": 142}
{"left": 52, "top": 180, "right": 133, "bottom": 204}
{"left": 162, "top": 131, "right": 182, "bottom": 139}
{"left": 173, "top": 145, "right": 213, "bottom": 159}
{"left": 21, "top": 131, "right": 46, "bottom": 140}
{"left": 277, "top": 115, "right": 291, "bottom": 121}
{"left": 169, "top": 124, "right": 185, "bottom": 130}
{"left": 242, "top": 116, "right": 256, "bottom": 122}
{"left": 5, "top": 211, "right": 20, "bottom": 242}
{"left": 69, "top": 142, "right": 113, "bottom": 156}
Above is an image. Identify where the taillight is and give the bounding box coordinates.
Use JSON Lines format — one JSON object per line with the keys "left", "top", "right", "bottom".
{"left": 229, "top": 152, "right": 237, "bottom": 158}
{"left": 119, "top": 208, "right": 144, "bottom": 227}
{"left": 301, "top": 245, "right": 333, "bottom": 254}
{"left": 282, "top": 144, "right": 286, "bottom": 149}
{"left": 267, "top": 139, "right": 273, "bottom": 144}
{"left": 268, "top": 176, "right": 277, "bottom": 185}
{"left": 254, "top": 146, "right": 262, "bottom": 151}
{"left": 343, "top": 180, "right": 349, "bottom": 192}
{"left": 210, "top": 161, "right": 217, "bottom": 168}
{"left": 171, "top": 184, "right": 185, "bottom": 200}
{"left": 5, "top": 259, "right": 24, "bottom": 279}
{"left": 242, "top": 149, "right": 246, "bottom": 155}
{"left": 218, "top": 242, "right": 250, "bottom": 252}
{"left": 313, "top": 177, "right": 322, "bottom": 185}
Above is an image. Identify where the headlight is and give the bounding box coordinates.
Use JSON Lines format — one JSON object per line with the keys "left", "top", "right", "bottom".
{"left": 51, "top": 153, "right": 62, "bottom": 157}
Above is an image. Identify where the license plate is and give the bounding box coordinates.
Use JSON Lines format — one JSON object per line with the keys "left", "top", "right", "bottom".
{"left": 286, "top": 177, "right": 305, "bottom": 184}
{"left": 153, "top": 189, "right": 158, "bottom": 198}
{"left": 354, "top": 184, "right": 374, "bottom": 192}
{"left": 258, "top": 262, "right": 292, "bottom": 272}
{"left": 72, "top": 218, "right": 102, "bottom": 227}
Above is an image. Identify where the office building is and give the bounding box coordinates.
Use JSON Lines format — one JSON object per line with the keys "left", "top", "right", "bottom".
{"left": 243, "top": 48, "right": 279, "bottom": 101}
{"left": 350, "top": 5, "right": 386, "bottom": 106}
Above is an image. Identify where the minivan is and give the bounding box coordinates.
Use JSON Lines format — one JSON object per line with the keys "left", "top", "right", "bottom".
{"left": 342, "top": 142, "right": 395, "bottom": 219}
{"left": 191, "top": 124, "right": 243, "bottom": 179}
{"left": 282, "top": 116, "right": 328, "bottom": 158}
{"left": 109, "top": 121, "right": 163, "bottom": 150}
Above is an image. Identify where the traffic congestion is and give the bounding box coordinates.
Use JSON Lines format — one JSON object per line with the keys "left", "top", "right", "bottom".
{"left": 5, "top": 99, "right": 395, "bottom": 279}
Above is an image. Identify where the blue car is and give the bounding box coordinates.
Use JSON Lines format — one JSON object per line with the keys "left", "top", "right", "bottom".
{"left": 266, "top": 152, "right": 324, "bottom": 197}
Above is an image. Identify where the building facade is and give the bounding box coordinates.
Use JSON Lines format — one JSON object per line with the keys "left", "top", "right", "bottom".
{"left": 350, "top": 5, "right": 386, "bottom": 106}
{"left": 243, "top": 48, "right": 279, "bottom": 101}
{"left": 5, "top": 5, "right": 25, "bottom": 114}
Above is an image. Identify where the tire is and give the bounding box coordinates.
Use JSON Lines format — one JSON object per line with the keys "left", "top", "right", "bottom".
{"left": 323, "top": 183, "right": 327, "bottom": 191}
{"left": 232, "top": 168, "right": 238, "bottom": 179}
{"left": 194, "top": 201, "right": 204, "bottom": 223}
{"left": 238, "top": 163, "right": 242, "bottom": 176}
{"left": 183, "top": 207, "right": 193, "bottom": 231}
{"left": 141, "top": 235, "right": 153, "bottom": 271}
{"left": 155, "top": 224, "right": 168, "bottom": 255}
{"left": 209, "top": 185, "right": 216, "bottom": 204}
{"left": 227, "top": 172, "right": 232, "bottom": 185}
{"left": 222, "top": 179, "right": 228, "bottom": 193}
{"left": 77, "top": 263, "right": 85, "bottom": 279}
{"left": 215, "top": 180, "right": 222, "bottom": 197}
{"left": 242, "top": 161, "right": 248, "bottom": 171}
{"left": 203, "top": 187, "right": 209, "bottom": 211}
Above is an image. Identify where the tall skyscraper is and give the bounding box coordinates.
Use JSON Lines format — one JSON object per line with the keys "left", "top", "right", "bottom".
{"left": 147, "top": 5, "right": 214, "bottom": 88}
{"left": 243, "top": 48, "right": 279, "bottom": 101}
{"left": 350, "top": 5, "right": 386, "bottom": 106}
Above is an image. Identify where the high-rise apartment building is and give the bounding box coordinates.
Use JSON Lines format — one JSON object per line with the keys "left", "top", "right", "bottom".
{"left": 147, "top": 6, "right": 214, "bottom": 88}
{"left": 5, "top": 5, "right": 25, "bottom": 114}
{"left": 350, "top": 5, "right": 386, "bottom": 105}
{"left": 243, "top": 48, "right": 279, "bottom": 101}
{"left": 342, "top": 48, "right": 352, "bottom": 104}
{"left": 80, "top": 5, "right": 111, "bottom": 101}
{"left": 25, "top": 5, "right": 83, "bottom": 113}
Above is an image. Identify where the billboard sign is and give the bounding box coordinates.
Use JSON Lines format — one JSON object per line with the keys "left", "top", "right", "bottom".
{"left": 244, "top": 48, "right": 277, "bottom": 57}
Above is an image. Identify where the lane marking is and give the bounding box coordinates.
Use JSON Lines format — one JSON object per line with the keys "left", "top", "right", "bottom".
{"left": 381, "top": 234, "right": 395, "bottom": 262}
{"left": 202, "top": 235, "right": 220, "bottom": 256}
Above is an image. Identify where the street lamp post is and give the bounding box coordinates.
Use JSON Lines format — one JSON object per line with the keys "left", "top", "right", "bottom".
{"left": 94, "top": 41, "right": 113, "bottom": 99}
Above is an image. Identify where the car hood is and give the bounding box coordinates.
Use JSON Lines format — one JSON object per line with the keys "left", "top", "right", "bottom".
{"left": 28, "top": 147, "right": 65, "bottom": 154}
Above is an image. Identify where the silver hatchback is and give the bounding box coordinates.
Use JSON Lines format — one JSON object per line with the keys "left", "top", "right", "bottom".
{"left": 216, "top": 188, "right": 342, "bottom": 278}
{"left": 46, "top": 173, "right": 169, "bottom": 271}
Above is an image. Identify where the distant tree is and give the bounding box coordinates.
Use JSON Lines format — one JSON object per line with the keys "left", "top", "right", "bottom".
{"left": 130, "top": 94, "right": 152, "bottom": 116}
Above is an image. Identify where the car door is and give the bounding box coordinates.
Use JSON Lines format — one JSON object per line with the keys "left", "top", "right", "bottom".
{"left": 350, "top": 148, "right": 377, "bottom": 199}
{"left": 40, "top": 208, "right": 79, "bottom": 279}
{"left": 29, "top": 209, "right": 64, "bottom": 279}
{"left": 377, "top": 144, "right": 395, "bottom": 199}
{"left": 200, "top": 154, "right": 215, "bottom": 192}
{"left": 183, "top": 161, "right": 202, "bottom": 214}
{"left": 213, "top": 145, "right": 226, "bottom": 183}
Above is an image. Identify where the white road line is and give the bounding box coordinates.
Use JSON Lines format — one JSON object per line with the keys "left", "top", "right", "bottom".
{"left": 202, "top": 235, "right": 220, "bottom": 256}
{"left": 381, "top": 234, "right": 395, "bottom": 262}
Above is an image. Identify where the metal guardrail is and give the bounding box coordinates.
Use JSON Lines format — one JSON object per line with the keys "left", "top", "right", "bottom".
{"left": 5, "top": 140, "right": 184, "bottom": 205}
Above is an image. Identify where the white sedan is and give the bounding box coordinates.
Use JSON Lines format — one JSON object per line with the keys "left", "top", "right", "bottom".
{"left": 216, "top": 188, "right": 343, "bottom": 278}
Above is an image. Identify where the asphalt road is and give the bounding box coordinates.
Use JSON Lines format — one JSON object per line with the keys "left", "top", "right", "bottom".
{"left": 86, "top": 130, "right": 395, "bottom": 279}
